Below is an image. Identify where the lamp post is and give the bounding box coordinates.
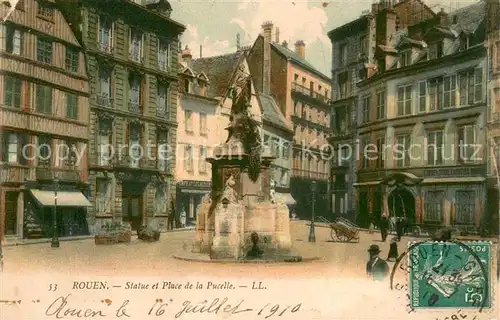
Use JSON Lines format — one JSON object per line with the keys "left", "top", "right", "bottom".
{"left": 308, "top": 181, "right": 317, "bottom": 243}
{"left": 51, "top": 176, "right": 60, "bottom": 248}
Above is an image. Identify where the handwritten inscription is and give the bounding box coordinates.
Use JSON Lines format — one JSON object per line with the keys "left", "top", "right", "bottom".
{"left": 43, "top": 294, "right": 302, "bottom": 319}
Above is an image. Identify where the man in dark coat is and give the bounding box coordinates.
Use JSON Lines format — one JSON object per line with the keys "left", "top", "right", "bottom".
{"left": 395, "top": 217, "right": 404, "bottom": 241}
{"left": 168, "top": 198, "right": 175, "bottom": 230}
{"left": 379, "top": 215, "right": 389, "bottom": 242}
{"left": 366, "top": 244, "right": 389, "bottom": 281}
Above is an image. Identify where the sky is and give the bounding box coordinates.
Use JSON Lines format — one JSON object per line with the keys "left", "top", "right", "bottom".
{"left": 169, "top": 0, "right": 479, "bottom": 77}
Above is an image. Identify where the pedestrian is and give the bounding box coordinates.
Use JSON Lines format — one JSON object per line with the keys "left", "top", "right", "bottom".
{"left": 180, "top": 208, "right": 187, "bottom": 228}
{"left": 395, "top": 217, "right": 404, "bottom": 241}
{"left": 379, "top": 215, "right": 389, "bottom": 242}
{"left": 387, "top": 237, "right": 399, "bottom": 262}
{"left": 168, "top": 198, "right": 175, "bottom": 230}
{"left": 366, "top": 244, "right": 389, "bottom": 281}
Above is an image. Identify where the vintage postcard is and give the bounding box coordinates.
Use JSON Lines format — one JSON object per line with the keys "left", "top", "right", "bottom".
{"left": 0, "top": 0, "right": 499, "bottom": 319}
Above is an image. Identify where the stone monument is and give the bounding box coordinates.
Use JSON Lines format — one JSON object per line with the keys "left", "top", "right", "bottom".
{"left": 192, "top": 75, "right": 295, "bottom": 261}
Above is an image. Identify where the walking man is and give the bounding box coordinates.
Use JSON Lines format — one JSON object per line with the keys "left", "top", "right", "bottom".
{"left": 395, "top": 217, "right": 404, "bottom": 241}
{"left": 379, "top": 215, "right": 389, "bottom": 242}
{"left": 366, "top": 244, "right": 389, "bottom": 281}
{"left": 168, "top": 198, "right": 175, "bottom": 230}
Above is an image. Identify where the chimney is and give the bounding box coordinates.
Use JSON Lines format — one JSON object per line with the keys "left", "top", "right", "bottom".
{"left": 261, "top": 21, "right": 273, "bottom": 95}
{"left": 275, "top": 27, "right": 280, "bottom": 43}
{"left": 181, "top": 45, "right": 192, "bottom": 67}
{"left": 436, "top": 8, "right": 448, "bottom": 26}
{"left": 282, "top": 40, "right": 288, "bottom": 48}
{"left": 294, "top": 40, "right": 305, "bottom": 60}
{"left": 375, "top": 7, "right": 397, "bottom": 46}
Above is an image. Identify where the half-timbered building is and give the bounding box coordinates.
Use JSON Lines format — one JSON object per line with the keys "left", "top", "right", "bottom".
{"left": 0, "top": 0, "right": 91, "bottom": 241}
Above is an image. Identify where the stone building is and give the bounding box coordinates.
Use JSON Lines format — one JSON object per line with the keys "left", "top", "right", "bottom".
{"left": 247, "top": 21, "right": 331, "bottom": 220}
{"left": 327, "top": 0, "right": 436, "bottom": 223}
{"left": 60, "top": 0, "right": 185, "bottom": 232}
{"left": 0, "top": 0, "right": 91, "bottom": 241}
{"left": 355, "top": 1, "right": 489, "bottom": 232}
{"left": 485, "top": 0, "right": 500, "bottom": 235}
{"left": 176, "top": 46, "right": 263, "bottom": 223}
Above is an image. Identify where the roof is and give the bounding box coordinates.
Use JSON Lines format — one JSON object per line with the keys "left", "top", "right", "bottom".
{"left": 271, "top": 42, "right": 330, "bottom": 82}
{"left": 446, "top": 1, "right": 486, "bottom": 35}
{"left": 258, "top": 93, "right": 292, "bottom": 132}
{"left": 190, "top": 51, "right": 246, "bottom": 98}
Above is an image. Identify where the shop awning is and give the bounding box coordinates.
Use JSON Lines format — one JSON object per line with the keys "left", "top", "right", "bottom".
{"left": 353, "top": 181, "right": 382, "bottom": 187}
{"left": 30, "top": 189, "right": 93, "bottom": 207}
{"left": 275, "top": 193, "right": 296, "bottom": 205}
{"left": 422, "top": 177, "right": 485, "bottom": 184}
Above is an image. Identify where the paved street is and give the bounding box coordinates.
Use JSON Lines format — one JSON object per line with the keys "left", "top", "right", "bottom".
{"left": 2, "top": 222, "right": 497, "bottom": 279}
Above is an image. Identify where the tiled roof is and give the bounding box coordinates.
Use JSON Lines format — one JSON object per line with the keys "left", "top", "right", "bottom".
{"left": 190, "top": 51, "right": 246, "bottom": 98}
{"left": 446, "top": 1, "right": 486, "bottom": 34}
{"left": 271, "top": 43, "right": 330, "bottom": 81}
{"left": 258, "top": 93, "right": 292, "bottom": 132}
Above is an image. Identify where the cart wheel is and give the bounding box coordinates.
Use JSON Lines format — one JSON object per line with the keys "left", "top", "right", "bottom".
{"left": 330, "top": 228, "right": 336, "bottom": 241}
{"left": 336, "top": 232, "right": 349, "bottom": 242}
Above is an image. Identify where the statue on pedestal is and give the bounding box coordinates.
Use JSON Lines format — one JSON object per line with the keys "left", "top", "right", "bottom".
{"left": 222, "top": 175, "right": 238, "bottom": 203}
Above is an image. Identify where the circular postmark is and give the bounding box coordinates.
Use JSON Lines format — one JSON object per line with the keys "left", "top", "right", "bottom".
{"left": 389, "top": 240, "right": 490, "bottom": 312}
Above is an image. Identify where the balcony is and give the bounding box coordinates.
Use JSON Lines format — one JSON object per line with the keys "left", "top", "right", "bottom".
{"left": 98, "top": 42, "right": 113, "bottom": 54}
{"left": 128, "top": 101, "right": 142, "bottom": 114}
{"left": 93, "top": 94, "right": 114, "bottom": 108}
{"left": 291, "top": 168, "right": 329, "bottom": 180}
{"left": 156, "top": 105, "right": 168, "bottom": 118}
{"left": 0, "top": 163, "right": 33, "bottom": 183}
{"left": 113, "top": 156, "right": 158, "bottom": 171}
{"left": 157, "top": 60, "right": 171, "bottom": 72}
{"left": 129, "top": 52, "right": 143, "bottom": 63}
{"left": 291, "top": 82, "right": 331, "bottom": 105}
{"left": 35, "top": 164, "right": 81, "bottom": 183}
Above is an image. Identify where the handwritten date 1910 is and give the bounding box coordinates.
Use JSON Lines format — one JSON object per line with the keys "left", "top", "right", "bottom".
{"left": 148, "top": 297, "right": 301, "bottom": 319}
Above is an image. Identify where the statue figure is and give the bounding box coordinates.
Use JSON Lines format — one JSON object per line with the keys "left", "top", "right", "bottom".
{"left": 270, "top": 179, "right": 276, "bottom": 203}
{"left": 224, "top": 76, "right": 262, "bottom": 181}
{"left": 222, "top": 175, "right": 238, "bottom": 203}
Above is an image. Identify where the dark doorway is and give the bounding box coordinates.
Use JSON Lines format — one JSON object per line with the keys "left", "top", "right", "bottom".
{"left": 356, "top": 190, "right": 369, "bottom": 227}
{"left": 122, "top": 181, "right": 145, "bottom": 230}
{"left": 5, "top": 191, "right": 18, "bottom": 235}
{"left": 487, "top": 188, "right": 499, "bottom": 235}
{"left": 388, "top": 187, "right": 416, "bottom": 224}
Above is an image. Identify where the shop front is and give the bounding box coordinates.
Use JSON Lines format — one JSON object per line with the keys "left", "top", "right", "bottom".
{"left": 176, "top": 180, "right": 211, "bottom": 226}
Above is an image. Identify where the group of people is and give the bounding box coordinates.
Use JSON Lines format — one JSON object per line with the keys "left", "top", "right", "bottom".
{"left": 166, "top": 199, "right": 188, "bottom": 229}
{"left": 376, "top": 215, "right": 407, "bottom": 242}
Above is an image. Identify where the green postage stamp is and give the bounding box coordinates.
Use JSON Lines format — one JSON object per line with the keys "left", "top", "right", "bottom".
{"left": 408, "top": 241, "right": 492, "bottom": 309}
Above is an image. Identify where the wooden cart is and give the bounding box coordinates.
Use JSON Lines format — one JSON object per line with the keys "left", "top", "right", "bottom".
{"left": 329, "top": 217, "right": 360, "bottom": 242}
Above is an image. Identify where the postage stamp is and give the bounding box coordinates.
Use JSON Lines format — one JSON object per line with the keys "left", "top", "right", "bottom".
{"left": 408, "top": 241, "right": 492, "bottom": 310}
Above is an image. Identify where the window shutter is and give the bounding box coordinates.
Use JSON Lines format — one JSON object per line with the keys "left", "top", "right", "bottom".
{"left": 128, "top": 28, "right": 132, "bottom": 54}
{"left": 110, "top": 22, "right": 114, "bottom": 50}
{"left": 140, "top": 76, "right": 146, "bottom": 113}
{"left": 141, "top": 32, "right": 145, "bottom": 60}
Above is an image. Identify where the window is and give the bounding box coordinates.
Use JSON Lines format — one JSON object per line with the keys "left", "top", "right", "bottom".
{"left": 339, "top": 43, "right": 347, "bottom": 66}
{"left": 282, "top": 141, "right": 290, "bottom": 160}
{"left": 35, "top": 85, "right": 52, "bottom": 114}
{"left": 429, "top": 77, "right": 443, "bottom": 111}
{"left": 458, "top": 125, "right": 476, "bottom": 164}
{"left": 334, "top": 106, "right": 347, "bottom": 134}
{"left": 1, "top": 132, "right": 28, "bottom": 164}
{"left": 427, "top": 131, "right": 443, "bottom": 166}
{"left": 65, "top": 47, "right": 79, "bottom": 73}
{"left": 361, "top": 95, "right": 370, "bottom": 123}
{"left": 157, "top": 130, "right": 169, "bottom": 172}
{"left": 376, "top": 90, "right": 386, "bottom": 120}
{"left": 36, "top": 37, "right": 52, "bottom": 64}
{"left": 184, "top": 144, "right": 193, "bottom": 171}
{"left": 128, "top": 73, "right": 142, "bottom": 113}
{"left": 361, "top": 138, "right": 370, "bottom": 169}
{"left": 199, "top": 113, "right": 207, "bottom": 136}
{"left": 459, "top": 34, "right": 470, "bottom": 51}
{"left": 400, "top": 50, "right": 411, "bottom": 67}
{"left": 474, "top": 68, "right": 483, "bottom": 103}
{"left": 455, "top": 191, "right": 475, "bottom": 224}
{"left": 424, "top": 191, "right": 444, "bottom": 223}
{"left": 3, "top": 76, "right": 22, "bottom": 108}
{"left": 271, "top": 138, "right": 280, "bottom": 158}
{"left": 97, "top": 119, "right": 112, "bottom": 166}
{"left": 294, "top": 74, "right": 299, "bottom": 82}
{"left": 199, "top": 146, "right": 207, "bottom": 173}
{"left": 185, "top": 110, "right": 193, "bottom": 132}
{"left": 418, "top": 81, "right": 426, "bottom": 113}
{"left": 128, "top": 124, "right": 141, "bottom": 168}
{"left": 98, "top": 15, "right": 113, "bottom": 53}
{"left": 359, "top": 35, "right": 367, "bottom": 56}
{"left": 157, "top": 82, "right": 168, "bottom": 117}
{"left": 38, "top": 135, "right": 52, "bottom": 166}
{"left": 396, "top": 134, "right": 411, "bottom": 167}
{"left": 294, "top": 100, "right": 302, "bottom": 116}
{"left": 338, "top": 72, "right": 348, "bottom": 99}
{"left": 37, "top": 2, "right": 54, "bottom": 20}
{"left": 376, "top": 137, "right": 385, "bottom": 168}
{"left": 397, "top": 85, "right": 412, "bottom": 116}
{"left": 66, "top": 93, "right": 78, "bottom": 120}
{"left": 184, "top": 79, "right": 191, "bottom": 93}
{"left": 158, "top": 39, "right": 170, "bottom": 71}
{"left": 496, "top": 42, "right": 500, "bottom": 72}
{"left": 5, "top": 26, "right": 22, "bottom": 55}
{"left": 428, "top": 41, "right": 443, "bottom": 59}
{"left": 155, "top": 184, "right": 167, "bottom": 214}
{"left": 96, "top": 179, "right": 112, "bottom": 214}
{"left": 459, "top": 68, "right": 483, "bottom": 105}
{"left": 129, "top": 28, "right": 143, "bottom": 62}
{"left": 443, "top": 75, "right": 457, "bottom": 108}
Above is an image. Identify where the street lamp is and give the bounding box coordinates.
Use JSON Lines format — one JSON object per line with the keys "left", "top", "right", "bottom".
{"left": 51, "top": 176, "right": 60, "bottom": 248}
{"left": 308, "top": 181, "right": 317, "bottom": 243}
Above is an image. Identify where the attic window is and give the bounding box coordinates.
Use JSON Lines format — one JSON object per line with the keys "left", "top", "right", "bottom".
{"left": 400, "top": 50, "right": 411, "bottom": 67}
{"left": 453, "top": 16, "right": 458, "bottom": 24}
{"left": 460, "top": 34, "right": 471, "bottom": 51}
{"left": 428, "top": 41, "right": 443, "bottom": 60}
{"left": 184, "top": 79, "right": 191, "bottom": 93}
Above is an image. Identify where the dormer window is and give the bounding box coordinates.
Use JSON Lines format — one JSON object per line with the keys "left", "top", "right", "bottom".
{"left": 184, "top": 78, "right": 191, "bottom": 93}
{"left": 400, "top": 50, "right": 411, "bottom": 67}
{"left": 428, "top": 41, "right": 443, "bottom": 60}
{"left": 460, "top": 34, "right": 471, "bottom": 51}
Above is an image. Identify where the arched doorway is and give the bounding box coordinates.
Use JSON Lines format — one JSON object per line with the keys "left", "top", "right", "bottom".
{"left": 388, "top": 187, "right": 416, "bottom": 224}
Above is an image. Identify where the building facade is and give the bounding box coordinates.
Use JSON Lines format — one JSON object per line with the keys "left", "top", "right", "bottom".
{"left": 61, "top": 0, "right": 185, "bottom": 232}
{"left": 247, "top": 22, "right": 331, "bottom": 220}
{"left": 327, "top": 0, "right": 436, "bottom": 223}
{"left": 486, "top": 0, "right": 500, "bottom": 235}
{"left": 355, "top": 1, "right": 489, "bottom": 232}
{"left": 0, "top": 0, "right": 91, "bottom": 241}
